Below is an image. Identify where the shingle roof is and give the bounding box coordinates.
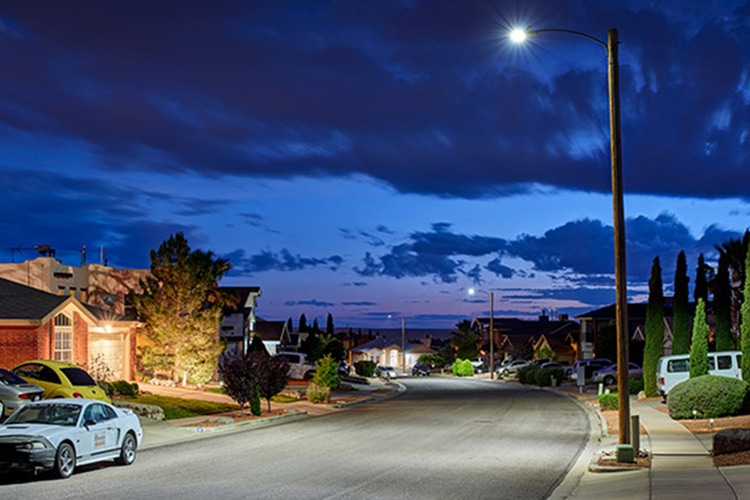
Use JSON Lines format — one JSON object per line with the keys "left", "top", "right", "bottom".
{"left": 0, "top": 277, "right": 68, "bottom": 320}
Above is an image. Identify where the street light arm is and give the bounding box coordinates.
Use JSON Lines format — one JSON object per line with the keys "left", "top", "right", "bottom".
{"left": 524, "top": 27, "right": 608, "bottom": 50}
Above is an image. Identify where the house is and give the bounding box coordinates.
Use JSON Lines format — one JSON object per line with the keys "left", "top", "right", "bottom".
{"left": 349, "top": 330, "right": 451, "bottom": 372}
{"left": 219, "top": 286, "right": 262, "bottom": 356}
{"left": 252, "top": 319, "right": 292, "bottom": 355}
{"left": 0, "top": 277, "right": 137, "bottom": 379}
{"left": 472, "top": 313, "right": 580, "bottom": 365}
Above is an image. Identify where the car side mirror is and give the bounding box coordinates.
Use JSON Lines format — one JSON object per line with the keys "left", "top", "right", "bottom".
{"left": 84, "top": 419, "right": 97, "bottom": 428}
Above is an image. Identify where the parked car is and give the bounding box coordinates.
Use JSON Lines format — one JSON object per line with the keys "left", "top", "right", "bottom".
{"left": 0, "top": 398, "right": 142, "bottom": 478}
{"left": 500, "top": 360, "right": 529, "bottom": 376}
{"left": 0, "top": 368, "right": 45, "bottom": 420}
{"left": 411, "top": 363, "right": 430, "bottom": 376}
{"left": 375, "top": 366, "right": 398, "bottom": 379}
{"left": 592, "top": 362, "right": 643, "bottom": 386}
{"left": 657, "top": 350, "right": 742, "bottom": 399}
{"left": 569, "top": 358, "right": 613, "bottom": 381}
{"left": 12, "top": 360, "right": 110, "bottom": 403}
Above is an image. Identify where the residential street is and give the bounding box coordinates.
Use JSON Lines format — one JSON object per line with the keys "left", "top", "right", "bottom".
{"left": 0, "top": 377, "right": 589, "bottom": 499}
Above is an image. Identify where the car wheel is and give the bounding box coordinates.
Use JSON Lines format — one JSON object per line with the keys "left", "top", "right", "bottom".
{"left": 115, "top": 432, "right": 137, "bottom": 466}
{"left": 54, "top": 442, "right": 76, "bottom": 479}
{"left": 603, "top": 375, "right": 616, "bottom": 386}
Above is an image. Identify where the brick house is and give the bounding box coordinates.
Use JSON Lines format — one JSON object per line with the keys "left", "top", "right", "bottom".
{"left": 0, "top": 277, "right": 137, "bottom": 379}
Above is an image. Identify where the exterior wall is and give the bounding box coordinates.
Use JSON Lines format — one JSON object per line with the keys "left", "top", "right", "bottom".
{"left": 72, "top": 312, "right": 89, "bottom": 367}
{"left": 0, "top": 325, "right": 44, "bottom": 367}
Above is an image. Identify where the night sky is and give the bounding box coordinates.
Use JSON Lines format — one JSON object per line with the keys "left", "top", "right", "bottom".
{"left": 1, "top": 1, "right": 748, "bottom": 328}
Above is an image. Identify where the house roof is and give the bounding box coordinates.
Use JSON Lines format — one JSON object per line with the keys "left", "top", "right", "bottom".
{"left": 0, "top": 277, "right": 69, "bottom": 320}
{"left": 253, "top": 320, "right": 287, "bottom": 342}
{"left": 473, "top": 317, "right": 579, "bottom": 338}
{"left": 220, "top": 286, "right": 261, "bottom": 314}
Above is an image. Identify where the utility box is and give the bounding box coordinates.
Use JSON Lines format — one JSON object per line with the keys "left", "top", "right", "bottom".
{"left": 576, "top": 364, "right": 585, "bottom": 392}
{"left": 616, "top": 444, "right": 635, "bottom": 463}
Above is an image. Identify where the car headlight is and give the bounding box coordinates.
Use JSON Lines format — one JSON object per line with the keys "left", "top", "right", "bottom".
{"left": 16, "top": 439, "right": 51, "bottom": 450}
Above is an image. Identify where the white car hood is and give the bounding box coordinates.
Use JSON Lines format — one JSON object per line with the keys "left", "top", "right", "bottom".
{"left": 0, "top": 423, "right": 75, "bottom": 442}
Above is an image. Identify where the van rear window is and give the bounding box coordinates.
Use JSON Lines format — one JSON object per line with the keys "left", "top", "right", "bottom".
{"left": 667, "top": 359, "right": 689, "bottom": 372}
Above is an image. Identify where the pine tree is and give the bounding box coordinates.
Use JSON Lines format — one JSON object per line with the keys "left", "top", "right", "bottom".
{"left": 326, "top": 313, "right": 335, "bottom": 336}
{"left": 714, "top": 253, "right": 733, "bottom": 351}
{"left": 741, "top": 246, "right": 750, "bottom": 382}
{"left": 672, "top": 251, "right": 690, "bottom": 355}
{"left": 689, "top": 298, "right": 709, "bottom": 378}
{"left": 299, "top": 314, "right": 308, "bottom": 333}
{"left": 287, "top": 317, "right": 294, "bottom": 333}
{"left": 643, "top": 257, "right": 665, "bottom": 397}
{"left": 129, "top": 232, "right": 231, "bottom": 385}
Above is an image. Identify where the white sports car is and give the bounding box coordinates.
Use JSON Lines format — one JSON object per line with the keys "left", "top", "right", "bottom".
{"left": 0, "top": 398, "right": 143, "bottom": 478}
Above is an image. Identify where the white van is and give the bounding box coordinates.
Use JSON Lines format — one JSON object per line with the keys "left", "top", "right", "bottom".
{"left": 656, "top": 350, "right": 742, "bottom": 398}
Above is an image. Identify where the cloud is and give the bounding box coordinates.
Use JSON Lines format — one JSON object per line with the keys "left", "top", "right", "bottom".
{"left": 286, "top": 299, "right": 336, "bottom": 308}
{"left": 227, "top": 248, "right": 344, "bottom": 274}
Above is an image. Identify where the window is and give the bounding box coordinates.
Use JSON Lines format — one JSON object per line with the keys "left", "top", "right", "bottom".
{"left": 716, "top": 355, "right": 732, "bottom": 370}
{"left": 54, "top": 313, "right": 73, "bottom": 362}
{"left": 667, "top": 359, "right": 689, "bottom": 373}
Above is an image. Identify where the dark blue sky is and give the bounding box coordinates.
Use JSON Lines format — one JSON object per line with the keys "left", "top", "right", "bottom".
{"left": 0, "top": 1, "right": 748, "bottom": 328}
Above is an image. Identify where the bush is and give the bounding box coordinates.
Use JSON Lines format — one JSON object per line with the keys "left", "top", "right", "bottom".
{"left": 517, "top": 364, "right": 541, "bottom": 385}
{"left": 354, "top": 360, "right": 376, "bottom": 377}
{"left": 249, "top": 390, "right": 262, "bottom": 416}
{"left": 668, "top": 375, "right": 749, "bottom": 419}
{"left": 629, "top": 378, "right": 644, "bottom": 395}
{"left": 599, "top": 392, "right": 618, "bottom": 410}
{"left": 306, "top": 383, "right": 330, "bottom": 404}
{"left": 452, "top": 359, "right": 474, "bottom": 377}
{"left": 313, "top": 354, "right": 341, "bottom": 389}
{"left": 112, "top": 380, "right": 139, "bottom": 397}
{"left": 98, "top": 381, "right": 114, "bottom": 397}
{"left": 535, "top": 366, "right": 565, "bottom": 387}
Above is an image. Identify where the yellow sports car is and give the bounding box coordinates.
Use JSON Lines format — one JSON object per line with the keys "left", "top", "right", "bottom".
{"left": 11, "top": 360, "right": 111, "bottom": 403}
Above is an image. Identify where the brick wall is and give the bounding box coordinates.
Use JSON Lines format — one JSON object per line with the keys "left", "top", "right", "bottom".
{"left": 0, "top": 325, "right": 45, "bottom": 367}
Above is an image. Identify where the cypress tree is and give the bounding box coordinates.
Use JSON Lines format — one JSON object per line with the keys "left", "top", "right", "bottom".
{"left": 326, "top": 313, "right": 335, "bottom": 336}
{"left": 672, "top": 251, "right": 690, "bottom": 355}
{"left": 694, "top": 254, "right": 708, "bottom": 310}
{"left": 714, "top": 253, "right": 733, "bottom": 351}
{"left": 689, "top": 298, "right": 709, "bottom": 378}
{"left": 741, "top": 246, "right": 750, "bottom": 382}
{"left": 287, "top": 317, "right": 294, "bottom": 333}
{"left": 299, "top": 313, "right": 308, "bottom": 333}
{"left": 643, "top": 257, "right": 665, "bottom": 397}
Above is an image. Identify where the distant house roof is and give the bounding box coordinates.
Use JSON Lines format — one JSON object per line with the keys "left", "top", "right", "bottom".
{"left": 253, "top": 320, "right": 289, "bottom": 342}
{"left": 473, "top": 316, "right": 579, "bottom": 338}
{"left": 220, "top": 286, "right": 261, "bottom": 315}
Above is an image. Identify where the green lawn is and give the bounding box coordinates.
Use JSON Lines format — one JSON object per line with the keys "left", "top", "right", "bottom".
{"left": 119, "top": 394, "right": 239, "bottom": 420}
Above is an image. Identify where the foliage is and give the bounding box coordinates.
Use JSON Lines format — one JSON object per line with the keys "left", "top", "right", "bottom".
{"left": 694, "top": 253, "right": 709, "bottom": 307}
{"left": 667, "top": 375, "right": 749, "bottom": 419}
{"left": 219, "top": 353, "right": 260, "bottom": 416}
{"left": 248, "top": 335, "right": 269, "bottom": 355}
{"left": 715, "top": 231, "right": 750, "bottom": 345}
{"left": 598, "top": 392, "right": 618, "bottom": 411}
{"left": 249, "top": 390, "right": 261, "bottom": 416}
{"left": 121, "top": 394, "right": 238, "bottom": 420}
{"left": 313, "top": 354, "right": 341, "bottom": 389}
{"left": 88, "top": 353, "right": 115, "bottom": 383}
{"left": 672, "top": 251, "right": 690, "bottom": 355}
{"left": 451, "top": 320, "right": 479, "bottom": 361}
{"left": 326, "top": 313, "right": 335, "bottom": 336}
{"left": 742, "top": 245, "right": 750, "bottom": 382}
{"left": 629, "top": 378, "right": 644, "bottom": 395}
{"left": 535, "top": 366, "right": 564, "bottom": 387}
{"left": 250, "top": 351, "right": 289, "bottom": 413}
{"left": 689, "top": 299, "right": 710, "bottom": 379}
{"left": 301, "top": 330, "right": 346, "bottom": 363}
{"left": 534, "top": 346, "right": 556, "bottom": 362}
{"left": 715, "top": 253, "right": 733, "bottom": 351}
{"left": 643, "top": 257, "right": 665, "bottom": 397}
{"left": 517, "top": 364, "right": 541, "bottom": 385}
{"left": 298, "top": 313, "right": 308, "bottom": 333}
{"left": 354, "top": 360, "right": 376, "bottom": 377}
{"left": 451, "top": 358, "right": 475, "bottom": 377}
{"left": 111, "top": 380, "right": 139, "bottom": 397}
{"left": 306, "top": 383, "right": 330, "bottom": 404}
{"left": 129, "top": 232, "right": 231, "bottom": 385}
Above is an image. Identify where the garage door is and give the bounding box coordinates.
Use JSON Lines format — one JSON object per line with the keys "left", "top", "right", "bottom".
{"left": 89, "top": 332, "right": 127, "bottom": 380}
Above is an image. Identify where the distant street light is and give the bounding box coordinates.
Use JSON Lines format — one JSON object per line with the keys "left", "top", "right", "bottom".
{"left": 469, "top": 288, "right": 495, "bottom": 379}
{"left": 511, "top": 26, "right": 630, "bottom": 448}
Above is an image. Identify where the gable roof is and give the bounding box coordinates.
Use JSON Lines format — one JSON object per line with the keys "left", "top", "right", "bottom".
{"left": 253, "top": 320, "right": 288, "bottom": 342}
{"left": 220, "top": 286, "right": 261, "bottom": 314}
{"left": 0, "top": 277, "right": 98, "bottom": 324}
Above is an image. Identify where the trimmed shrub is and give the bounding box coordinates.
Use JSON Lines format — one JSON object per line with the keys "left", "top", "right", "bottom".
{"left": 599, "top": 392, "right": 618, "bottom": 411}
{"left": 250, "top": 389, "right": 262, "bottom": 416}
{"left": 354, "top": 360, "right": 376, "bottom": 377}
{"left": 451, "top": 359, "right": 474, "bottom": 377}
{"left": 313, "top": 354, "right": 341, "bottom": 389}
{"left": 306, "top": 383, "right": 330, "bottom": 404}
{"left": 98, "top": 381, "right": 115, "bottom": 397}
{"left": 668, "top": 375, "right": 749, "bottom": 419}
{"left": 535, "top": 366, "right": 565, "bottom": 387}
{"left": 629, "top": 378, "right": 644, "bottom": 395}
{"left": 113, "top": 380, "right": 139, "bottom": 397}
{"left": 517, "top": 364, "right": 541, "bottom": 385}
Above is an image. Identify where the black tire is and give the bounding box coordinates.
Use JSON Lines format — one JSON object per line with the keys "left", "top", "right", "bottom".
{"left": 54, "top": 442, "right": 76, "bottom": 479}
{"left": 115, "top": 432, "right": 137, "bottom": 466}
{"left": 304, "top": 371, "right": 315, "bottom": 381}
{"left": 603, "top": 375, "right": 616, "bottom": 386}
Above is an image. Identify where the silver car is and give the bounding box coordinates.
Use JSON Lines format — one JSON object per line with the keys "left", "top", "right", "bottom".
{"left": 0, "top": 368, "right": 45, "bottom": 419}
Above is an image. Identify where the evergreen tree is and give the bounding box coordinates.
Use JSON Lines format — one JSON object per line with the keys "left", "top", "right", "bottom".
{"left": 689, "top": 298, "right": 709, "bottom": 378}
{"left": 716, "top": 231, "right": 750, "bottom": 344}
{"left": 694, "top": 253, "right": 708, "bottom": 309}
{"left": 299, "top": 314, "right": 308, "bottom": 333}
{"left": 129, "top": 232, "right": 231, "bottom": 385}
{"left": 714, "top": 253, "right": 733, "bottom": 351}
{"left": 451, "top": 320, "right": 479, "bottom": 361}
{"left": 643, "top": 257, "right": 665, "bottom": 397}
{"left": 287, "top": 317, "right": 294, "bottom": 333}
{"left": 312, "top": 318, "right": 320, "bottom": 333}
{"left": 741, "top": 246, "right": 750, "bottom": 382}
{"left": 248, "top": 334, "right": 269, "bottom": 355}
{"left": 326, "top": 313, "right": 335, "bottom": 336}
{"left": 672, "top": 251, "right": 690, "bottom": 355}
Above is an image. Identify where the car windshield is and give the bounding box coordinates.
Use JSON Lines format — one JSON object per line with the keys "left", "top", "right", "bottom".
{"left": 61, "top": 367, "right": 97, "bottom": 386}
{"left": 0, "top": 368, "right": 28, "bottom": 385}
{"left": 5, "top": 403, "right": 82, "bottom": 426}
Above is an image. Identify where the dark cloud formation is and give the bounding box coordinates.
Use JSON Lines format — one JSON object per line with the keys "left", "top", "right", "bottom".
{"left": 1, "top": 1, "right": 749, "bottom": 201}
{"left": 229, "top": 249, "right": 343, "bottom": 274}
{"left": 285, "top": 299, "right": 336, "bottom": 308}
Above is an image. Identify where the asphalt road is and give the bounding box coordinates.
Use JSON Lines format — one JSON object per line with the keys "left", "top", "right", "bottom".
{"left": 1, "top": 377, "right": 590, "bottom": 500}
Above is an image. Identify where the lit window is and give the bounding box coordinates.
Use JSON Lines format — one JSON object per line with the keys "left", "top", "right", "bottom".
{"left": 54, "top": 313, "right": 73, "bottom": 362}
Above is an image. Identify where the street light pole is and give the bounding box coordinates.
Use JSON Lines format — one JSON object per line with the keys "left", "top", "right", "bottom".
{"left": 401, "top": 316, "right": 406, "bottom": 375}
{"left": 511, "top": 27, "right": 630, "bottom": 447}
{"left": 489, "top": 291, "right": 494, "bottom": 380}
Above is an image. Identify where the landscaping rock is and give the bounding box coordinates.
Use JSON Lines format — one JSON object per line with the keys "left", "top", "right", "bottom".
{"left": 713, "top": 428, "right": 750, "bottom": 455}
{"left": 115, "top": 401, "right": 166, "bottom": 421}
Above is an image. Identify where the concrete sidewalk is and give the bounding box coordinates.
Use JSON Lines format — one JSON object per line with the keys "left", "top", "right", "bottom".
{"left": 553, "top": 394, "right": 750, "bottom": 499}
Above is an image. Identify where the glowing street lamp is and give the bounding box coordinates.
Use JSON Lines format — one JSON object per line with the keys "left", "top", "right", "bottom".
{"left": 511, "top": 26, "right": 630, "bottom": 448}
{"left": 469, "top": 288, "right": 495, "bottom": 379}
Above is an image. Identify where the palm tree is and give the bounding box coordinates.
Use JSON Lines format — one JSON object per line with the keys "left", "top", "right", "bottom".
{"left": 714, "top": 231, "right": 750, "bottom": 344}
